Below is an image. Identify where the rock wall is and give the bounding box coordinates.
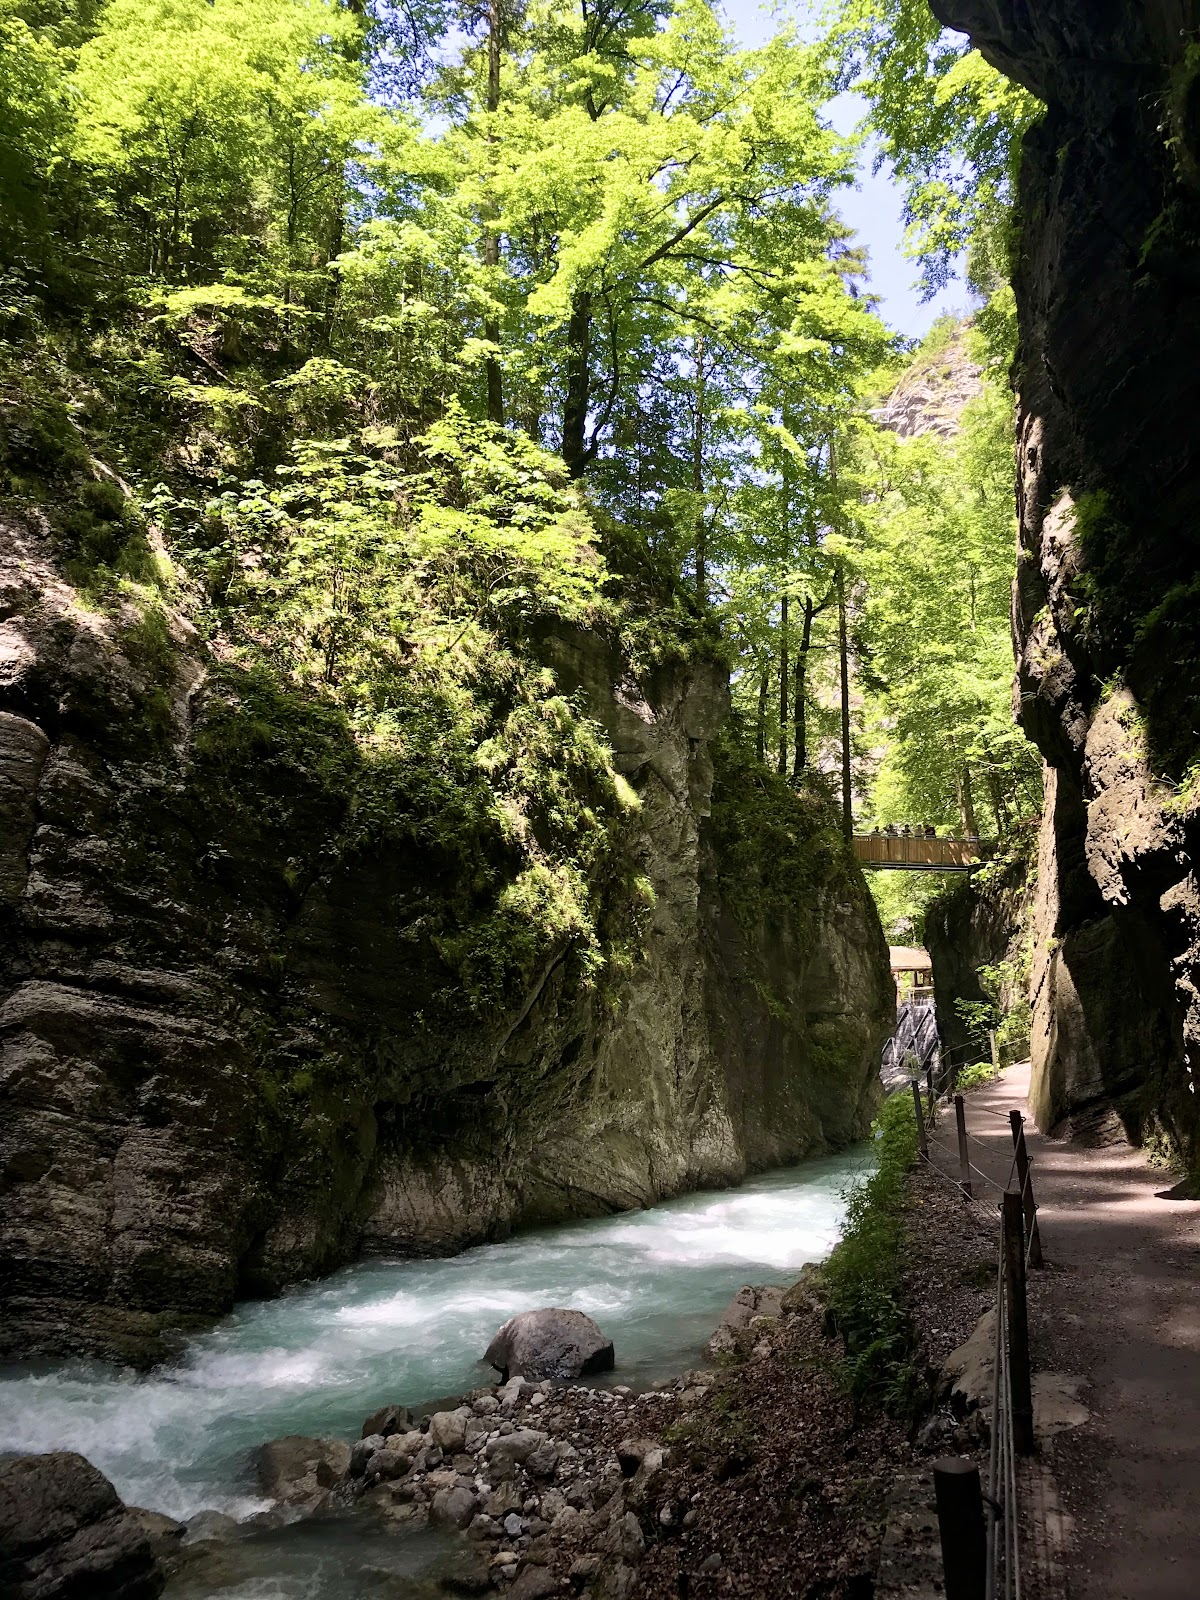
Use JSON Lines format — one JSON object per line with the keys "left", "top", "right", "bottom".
{"left": 933, "top": 0, "right": 1200, "bottom": 1159}
{"left": 924, "top": 860, "right": 1032, "bottom": 1067}
{"left": 0, "top": 519, "right": 893, "bottom": 1365}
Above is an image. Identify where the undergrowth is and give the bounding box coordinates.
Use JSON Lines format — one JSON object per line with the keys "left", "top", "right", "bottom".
{"left": 820, "top": 1090, "right": 924, "bottom": 1421}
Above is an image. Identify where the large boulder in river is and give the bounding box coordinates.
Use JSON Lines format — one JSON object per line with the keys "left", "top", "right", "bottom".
{"left": 0, "top": 1451, "right": 165, "bottom": 1599}
{"left": 485, "top": 1309, "right": 614, "bottom": 1382}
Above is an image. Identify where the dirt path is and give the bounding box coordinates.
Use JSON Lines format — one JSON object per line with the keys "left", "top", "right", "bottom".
{"left": 926, "top": 1062, "right": 1200, "bottom": 1599}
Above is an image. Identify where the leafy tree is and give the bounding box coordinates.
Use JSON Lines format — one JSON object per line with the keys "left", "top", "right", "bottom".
{"left": 825, "top": 0, "right": 1038, "bottom": 364}
{"left": 846, "top": 322, "right": 1041, "bottom": 838}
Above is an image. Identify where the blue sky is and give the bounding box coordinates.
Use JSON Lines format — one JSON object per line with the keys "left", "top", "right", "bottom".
{"left": 720, "top": 0, "right": 970, "bottom": 340}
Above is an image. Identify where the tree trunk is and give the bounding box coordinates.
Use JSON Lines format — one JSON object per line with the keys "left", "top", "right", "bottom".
{"left": 985, "top": 767, "right": 1009, "bottom": 837}
{"left": 561, "top": 290, "right": 592, "bottom": 477}
{"left": 837, "top": 564, "right": 852, "bottom": 843}
{"left": 957, "top": 764, "right": 978, "bottom": 838}
{"left": 792, "top": 595, "right": 814, "bottom": 780}
{"left": 777, "top": 592, "right": 789, "bottom": 776}
{"left": 756, "top": 667, "right": 769, "bottom": 764}
{"left": 483, "top": 0, "right": 504, "bottom": 425}
{"left": 693, "top": 338, "right": 706, "bottom": 605}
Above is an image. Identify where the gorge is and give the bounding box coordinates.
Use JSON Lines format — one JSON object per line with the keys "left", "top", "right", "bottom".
{"left": 0, "top": 517, "right": 893, "bottom": 1367}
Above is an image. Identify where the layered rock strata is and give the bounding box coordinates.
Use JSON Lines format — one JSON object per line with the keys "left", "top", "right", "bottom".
{"left": 934, "top": 0, "right": 1200, "bottom": 1155}
{"left": 0, "top": 518, "right": 892, "bottom": 1364}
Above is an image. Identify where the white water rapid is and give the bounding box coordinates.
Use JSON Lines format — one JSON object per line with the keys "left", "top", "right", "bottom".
{"left": 0, "top": 1148, "right": 871, "bottom": 1595}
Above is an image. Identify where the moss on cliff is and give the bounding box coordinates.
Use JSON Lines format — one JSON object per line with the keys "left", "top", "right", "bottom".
{"left": 707, "top": 737, "right": 854, "bottom": 939}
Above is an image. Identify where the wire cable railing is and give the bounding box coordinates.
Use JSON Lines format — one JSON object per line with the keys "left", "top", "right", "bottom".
{"left": 913, "top": 1072, "right": 1039, "bottom": 1600}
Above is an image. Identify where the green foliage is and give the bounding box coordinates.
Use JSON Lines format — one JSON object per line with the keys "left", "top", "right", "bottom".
{"left": 0, "top": 0, "right": 1045, "bottom": 1071}
{"left": 954, "top": 1060, "right": 998, "bottom": 1092}
{"left": 953, "top": 955, "right": 1030, "bottom": 1059}
{"left": 821, "top": 1089, "right": 924, "bottom": 1417}
{"left": 708, "top": 732, "right": 853, "bottom": 938}
{"left": 825, "top": 0, "right": 1038, "bottom": 339}
{"left": 849, "top": 323, "right": 1042, "bottom": 838}
{"left": 866, "top": 869, "right": 945, "bottom": 944}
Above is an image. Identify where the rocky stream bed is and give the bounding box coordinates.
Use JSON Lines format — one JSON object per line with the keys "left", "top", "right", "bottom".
{"left": 2, "top": 1122, "right": 1025, "bottom": 1600}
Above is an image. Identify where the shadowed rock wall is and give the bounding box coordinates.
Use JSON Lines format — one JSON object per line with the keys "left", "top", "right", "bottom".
{"left": 933, "top": 0, "right": 1200, "bottom": 1156}
{"left": 924, "top": 859, "right": 1032, "bottom": 1068}
{"left": 0, "top": 520, "right": 893, "bottom": 1365}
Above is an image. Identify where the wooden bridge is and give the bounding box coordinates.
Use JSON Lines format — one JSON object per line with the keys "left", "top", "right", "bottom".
{"left": 853, "top": 834, "right": 998, "bottom": 872}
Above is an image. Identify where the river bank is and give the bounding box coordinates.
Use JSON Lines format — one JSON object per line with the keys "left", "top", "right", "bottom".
{"left": 2, "top": 1147, "right": 889, "bottom": 1597}
{"left": 9, "top": 1089, "right": 1037, "bottom": 1600}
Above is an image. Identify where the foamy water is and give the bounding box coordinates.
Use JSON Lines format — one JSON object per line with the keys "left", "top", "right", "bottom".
{"left": 0, "top": 1149, "right": 870, "bottom": 1588}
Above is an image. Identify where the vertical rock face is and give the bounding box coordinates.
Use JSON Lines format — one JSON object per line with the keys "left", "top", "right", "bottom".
{"left": 924, "top": 860, "right": 1032, "bottom": 1067}
{"left": 934, "top": 0, "right": 1200, "bottom": 1157}
{"left": 0, "top": 524, "right": 893, "bottom": 1365}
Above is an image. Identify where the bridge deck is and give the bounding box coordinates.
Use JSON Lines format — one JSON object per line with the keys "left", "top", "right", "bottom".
{"left": 853, "top": 835, "right": 997, "bottom": 871}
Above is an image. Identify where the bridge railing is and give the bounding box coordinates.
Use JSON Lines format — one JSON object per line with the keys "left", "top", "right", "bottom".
{"left": 854, "top": 835, "right": 999, "bottom": 871}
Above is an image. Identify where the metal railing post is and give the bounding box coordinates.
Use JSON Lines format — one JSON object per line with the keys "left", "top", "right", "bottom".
{"left": 1008, "top": 1110, "right": 1044, "bottom": 1267}
{"left": 913, "top": 1078, "right": 928, "bottom": 1157}
{"left": 934, "top": 1457, "right": 987, "bottom": 1600}
{"left": 989, "top": 1028, "right": 1000, "bottom": 1074}
{"left": 1002, "top": 1190, "right": 1035, "bottom": 1455}
{"left": 954, "top": 1094, "right": 972, "bottom": 1198}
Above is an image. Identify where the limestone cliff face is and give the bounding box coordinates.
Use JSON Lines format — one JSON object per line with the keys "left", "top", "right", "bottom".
{"left": 0, "top": 520, "right": 893, "bottom": 1365}
{"left": 935, "top": 0, "right": 1200, "bottom": 1158}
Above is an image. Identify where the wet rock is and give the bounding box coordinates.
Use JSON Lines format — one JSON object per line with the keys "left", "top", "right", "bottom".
{"left": 180, "top": 1510, "right": 245, "bottom": 1546}
{"left": 485, "top": 1310, "right": 614, "bottom": 1383}
{"left": 432, "top": 1545, "right": 493, "bottom": 1595}
{"left": 429, "top": 1407, "right": 472, "bottom": 1454}
{"left": 350, "top": 1436, "right": 384, "bottom": 1477}
{"left": 375, "top": 1498, "right": 430, "bottom": 1531}
{"left": 126, "top": 1508, "right": 184, "bottom": 1564}
{"left": 361, "top": 1403, "right": 413, "bottom": 1439}
{"left": 508, "top": 1564, "right": 559, "bottom": 1600}
{"left": 430, "top": 1487, "right": 478, "bottom": 1530}
{"left": 255, "top": 1436, "right": 351, "bottom": 1507}
{"left": 703, "top": 1285, "right": 784, "bottom": 1361}
{"left": 0, "top": 1451, "right": 165, "bottom": 1600}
